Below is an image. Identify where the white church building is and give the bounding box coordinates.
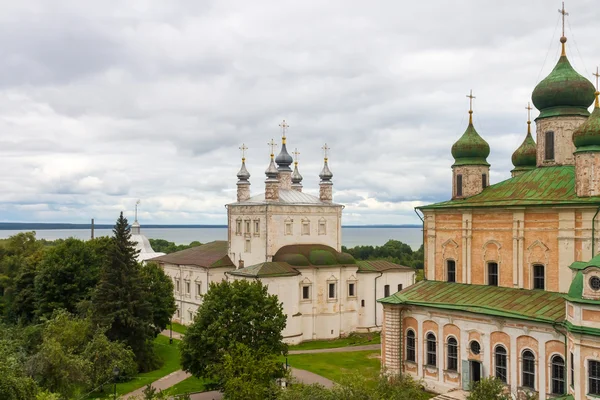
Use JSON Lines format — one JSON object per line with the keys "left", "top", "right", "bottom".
{"left": 152, "top": 121, "right": 415, "bottom": 343}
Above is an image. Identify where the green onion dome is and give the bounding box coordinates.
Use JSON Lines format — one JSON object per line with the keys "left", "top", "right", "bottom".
{"left": 511, "top": 123, "right": 537, "bottom": 169}
{"left": 532, "top": 39, "right": 595, "bottom": 119}
{"left": 451, "top": 112, "right": 490, "bottom": 166}
{"left": 573, "top": 93, "right": 600, "bottom": 152}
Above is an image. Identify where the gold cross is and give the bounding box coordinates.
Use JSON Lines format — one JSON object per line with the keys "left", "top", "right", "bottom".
{"left": 322, "top": 143, "right": 330, "bottom": 160}
{"left": 594, "top": 66, "right": 600, "bottom": 91}
{"left": 239, "top": 143, "right": 248, "bottom": 160}
{"left": 558, "top": 2, "right": 569, "bottom": 37}
{"left": 292, "top": 148, "right": 300, "bottom": 164}
{"left": 268, "top": 139, "right": 277, "bottom": 157}
{"left": 466, "top": 90, "right": 476, "bottom": 112}
{"left": 525, "top": 102, "right": 532, "bottom": 122}
{"left": 279, "top": 120, "right": 289, "bottom": 137}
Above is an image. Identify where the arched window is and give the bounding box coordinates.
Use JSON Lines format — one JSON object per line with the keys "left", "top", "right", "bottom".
{"left": 447, "top": 260, "right": 456, "bottom": 283}
{"left": 488, "top": 262, "right": 498, "bottom": 286}
{"left": 482, "top": 173, "right": 487, "bottom": 189}
{"left": 456, "top": 175, "right": 463, "bottom": 197}
{"left": 551, "top": 355, "right": 565, "bottom": 395}
{"left": 426, "top": 333, "right": 437, "bottom": 367}
{"left": 533, "top": 265, "right": 545, "bottom": 290}
{"left": 406, "top": 330, "right": 416, "bottom": 362}
{"left": 494, "top": 346, "right": 507, "bottom": 383}
{"left": 522, "top": 350, "right": 535, "bottom": 389}
{"left": 447, "top": 337, "right": 458, "bottom": 371}
{"left": 545, "top": 131, "right": 555, "bottom": 160}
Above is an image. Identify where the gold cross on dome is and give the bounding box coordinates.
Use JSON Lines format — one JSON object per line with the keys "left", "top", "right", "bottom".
{"left": 279, "top": 120, "right": 289, "bottom": 137}
{"left": 322, "top": 143, "right": 330, "bottom": 160}
{"left": 239, "top": 143, "right": 248, "bottom": 160}
{"left": 292, "top": 148, "right": 300, "bottom": 164}
{"left": 525, "top": 102, "right": 532, "bottom": 121}
{"left": 466, "top": 90, "right": 476, "bottom": 112}
{"left": 593, "top": 66, "right": 600, "bottom": 91}
{"left": 558, "top": 2, "right": 569, "bottom": 37}
{"left": 267, "top": 139, "right": 277, "bottom": 157}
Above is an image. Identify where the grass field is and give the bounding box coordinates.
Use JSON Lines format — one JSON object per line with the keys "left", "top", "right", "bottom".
{"left": 170, "top": 322, "right": 188, "bottom": 335}
{"left": 167, "top": 376, "right": 212, "bottom": 396}
{"left": 86, "top": 335, "right": 181, "bottom": 399}
{"left": 285, "top": 350, "right": 381, "bottom": 383}
{"left": 289, "top": 332, "right": 380, "bottom": 351}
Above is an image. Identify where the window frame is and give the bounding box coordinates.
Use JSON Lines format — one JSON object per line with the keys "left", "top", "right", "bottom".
{"left": 301, "top": 284, "right": 311, "bottom": 301}
{"left": 384, "top": 284, "right": 390, "bottom": 297}
{"left": 253, "top": 219, "right": 260, "bottom": 236}
{"left": 235, "top": 218, "right": 242, "bottom": 235}
{"left": 522, "top": 350, "right": 536, "bottom": 389}
{"left": 551, "top": 354, "right": 565, "bottom": 395}
{"left": 327, "top": 282, "right": 337, "bottom": 300}
{"left": 347, "top": 282, "right": 356, "bottom": 298}
{"left": 244, "top": 239, "right": 251, "bottom": 253}
{"left": 488, "top": 262, "right": 499, "bottom": 286}
{"left": 456, "top": 174, "right": 463, "bottom": 197}
{"left": 185, "top": 280, "right": 191, "bottom": 294}
{"left": 318, "top": 219, "right": 327, "bottom": 235}
{"left": 196, "top": 282, "right": 202, "bottom": 297}
{"left": 482, "top": 173, "right": 487, "bottom": 189}
{"left": 426, "top": 332, "right": 437, "bottom": 367}
{"left": 447, "top": 337, "right": 458, "bottom": 372}
{"left": 285, "top": 219, "right": 293, "bottom": 235}
{"left": 397, "top": 284, "right": 403, "bottom": 292}
{"left": 447, "top": 259, "right": 456, "bottom": 283}
{"left": 533, "top": 264, "right": 545, "bottom": 290}
{"left": 494, "top": 345, "right": 508, "bottom": 383}
{"left": 589, "top": 359, "right": 600, "bottom": 396}
{"left": 406, "top": 329, "right": 416, "bottom": 363}
{"left": 545, "top": 130, "right": 555, "bottom": 160}
{"left": 301, "top": 218, "right": 310, "bottom": 235}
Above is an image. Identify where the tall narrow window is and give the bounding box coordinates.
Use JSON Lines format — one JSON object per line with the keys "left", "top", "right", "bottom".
{"left": 196, "top": 282, "right": 202, "bottom": 296}
{"left": 245, "top": 220, "right": 250, "bottom": 233}
{"left": 318, "top": 219, "right": 326, "bottom": 235}
{"left": 447, "top": 337, "right": 458, "bottom": 371}
{"left": 456, "top": 174, "right": 463, "bottom": 197}
{"left": 185, "top": 281, "right": 190, "bottom": 294}
{"left": 236, "top": 219, "right": 242, "bottom": 235}
{"left": 488, "top": 262, "right": 499, "bottom": 286}
{"left": 545, "top": 131, "right": 555, "bottom": 160}
{"left": 348, "top": 283, "right": 356, "bottom": 297}
{"left": 482, "top": 173, "right": 487, "bottom": 189}
{"left": 398, "top": 284, "right": 403, "bottom": 292}
{"left": 426, "top": 333, "right": 437, "bottom": 367}
{"left": 533, "top": 265, "right": 545, "bottom": 290}
{"left": 302, "top": 219, "right": 310, "bottom": 235}
{"left": 254, "top": 220, "right": 260, "bottom": 235}
{"left": 590, "top": 360, "right": 600, "bottom": 395}
{"left": 570, "top": 352, "right": 574, "bottom": 389}
{"left": 176, "top": 279, "right": 180, "bottom": 292}
{"left": 302, "top": 285, "right": 311, "bottom": 300}
{"left": 522, "top": 350, "right": 535, "bottom": 389}
{"left": 551, "top": 355, "right": 565, "bottom": 395}
{"left": 406, "top": 330, "right": 416, "bottom": 362}
{"left": 328, "top": 283, "right": 337, "bottom": 299}
{"left": 447, "top": 260, "right": 456, "bottom": 283}
{"left": 495, "top": 346, "right": 507, "bottom": 383}
{"left": 384, "top": 285, "right": 390, "bottom": 297}
{"left": 244, "top": 239, "right": 251, "bottom": 253}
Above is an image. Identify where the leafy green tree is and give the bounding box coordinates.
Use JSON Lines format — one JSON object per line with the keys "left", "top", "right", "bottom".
{"left": 148, "top": 239, "right": 202, "bottom": 254}
{"left": 342, "top": 240, "right": 423, "bottom": 269}
{"left": 467, "top": 377, "right": 511, "bottom": 400}
{"left": 0, "top": 328, "right": 39, "bottom": 400}
{"left": 140, "top": 262, "right": 176, "bottom": 336}
{"left": 83, "top": 331, "right": 137, "bottom": 392}
{"left": 181, "top": 280, "right": 287, "bottom": 383}
{"left": 214, "top": 343, "right": 284, "bottom": 400}
{"left": 34, "top": 237, "right": 109, "bottom": 319}
{"left": 10, "top": 262, "right": 38, "bottom": 323}
{"left": 92, "top": 212, "right": 156, "bottom": 371}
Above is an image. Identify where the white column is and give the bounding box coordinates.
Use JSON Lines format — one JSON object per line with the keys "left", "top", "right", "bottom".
{"left": 438, "top": 322, "right": 445, "bottom": 384}
{"left": 482, "top": 333, "right": 490, "bottom": 378}
{"left": 539, "top": 341, "right": 546, "bottom": 399}
{"left": 465, "top": 214, "right": 472, "bottom": 284}
{"left": 558, "top": 210, "right": 575, "bottom": 292}
{"left": 510, "top": 332, "right": 518, "bottom": 394}
{"left": 417, "top": 317, "right": 424, "bottom": 378}
{"left": 512, "top": 214, "right": 519, "bottom": 287}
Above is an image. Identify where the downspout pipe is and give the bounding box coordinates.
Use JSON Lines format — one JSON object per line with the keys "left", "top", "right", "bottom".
{"left": 414, "top": 208, "right": 425, "bottom": 280}
{"left": 374, "top": 271, "right": 383, "bottom": 327}
{"left": 592, "top": 205, "right": 600, "bottom": 257}
{"left": 553, "top": 322, "right": 569, "bottom": 390}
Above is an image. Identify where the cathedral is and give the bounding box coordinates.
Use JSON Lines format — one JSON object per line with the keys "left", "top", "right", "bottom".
{"left": 153, "top": 122, "right": 415, "bottom": 343}
{"left": 380, "top": 11, "right": 600, "bottom": 400}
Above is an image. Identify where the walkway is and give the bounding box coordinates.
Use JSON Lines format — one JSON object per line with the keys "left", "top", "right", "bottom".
{"left": 432, "top": 390, "right": 468, "bottom": 400}
{"left": 123, "top": 331, "right": 361, "bottom": 399}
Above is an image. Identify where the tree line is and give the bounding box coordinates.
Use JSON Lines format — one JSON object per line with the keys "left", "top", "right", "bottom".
{"left": 342, "top": 239, "right": 424, "bottom": 269}
{"left": 0, "top": 213, "right": 176, "bottom": 399}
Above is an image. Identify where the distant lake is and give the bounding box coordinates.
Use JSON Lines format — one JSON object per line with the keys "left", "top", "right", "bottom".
{"left": 0, "top": 227, "right": 423, "bottom": 250}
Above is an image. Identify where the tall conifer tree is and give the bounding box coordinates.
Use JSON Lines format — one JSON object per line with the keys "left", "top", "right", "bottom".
{"left": 92, "top": 212, "right": 156, "bottom": 371}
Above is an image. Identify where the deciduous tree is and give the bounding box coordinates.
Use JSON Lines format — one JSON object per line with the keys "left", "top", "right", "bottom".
{"left": 140, "top": 262, "right": 176, "bottom": 336}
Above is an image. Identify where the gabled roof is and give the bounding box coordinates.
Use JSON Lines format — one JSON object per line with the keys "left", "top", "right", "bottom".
{"left": 379, "top": 280, "right": 566, "bottom": 324}
{"left": 149, "top": 240, "right": 234, "bottom": 268}
{"left": 228, "top": 262, "right": 300, "bottom": 278}
{"left": 232, "top": 189, "right": 341, "bottom": 206}
{"left": 420, "top": 166, "right": 600, "bottom": 210}
{"left": 357, "top": 260, "right": 414, "bottom": 273}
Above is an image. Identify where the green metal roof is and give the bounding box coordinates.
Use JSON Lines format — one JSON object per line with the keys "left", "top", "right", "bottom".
{"left": 228, "top": 262, "right": 300, "bottom": 278}
{"left": 573, "top": 103, "right": 600, "bottom": 150}
{"left": 379, "top": 280, "right": 566, "bottom": 323}
{"left": 511, "top": 126, "right": 536, "bottom": 169}
{"left": 566, "top": 255, "right": 600, "bottom": 305}
{"left": 420, "top": 166, "right": 600, "bottom": 210}
{"left": 451, "top": 120, "right": 490, "bottom": 167}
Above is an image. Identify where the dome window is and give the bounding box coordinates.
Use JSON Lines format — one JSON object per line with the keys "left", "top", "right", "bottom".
{"left": 590, "top": 276, "right": 600, "bottom": 291}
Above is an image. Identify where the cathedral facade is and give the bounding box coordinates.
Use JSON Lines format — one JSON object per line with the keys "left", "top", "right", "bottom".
{"left": 380, "top": 21, "right": 600, "bottom": 400}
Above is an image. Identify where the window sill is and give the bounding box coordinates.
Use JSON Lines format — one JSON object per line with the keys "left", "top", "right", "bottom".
{"left": 300, "top": 299, "right": 311, "bottom": 303}
{"left": 443, "top": 369, "right": 459, "bottom": 379}
{"left": 424, "top": 365, "right": 438, "bottom": 374}
{"left": 404, "top": 360, "right": 417, "bottom": 366}
{"left": 327, "top": 298, "right": 338, "bottom": 303}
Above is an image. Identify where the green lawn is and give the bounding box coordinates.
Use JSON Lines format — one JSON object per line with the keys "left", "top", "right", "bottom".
{"left": 87, "top": 335, "right": 181, "bottom": 399}
{"left": 167, "top": 376, "right": 212, "bottom": 396}
{"left": 289, "top": 332, "right": 380, "bottom": 351}
{"left": 170, "top": 322, "right": 188, "bottom": 335}
{"left": 285, "top": 350, "right": 381, "bottom": 383}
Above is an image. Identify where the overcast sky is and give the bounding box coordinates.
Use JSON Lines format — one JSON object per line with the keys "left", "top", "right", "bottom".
{"left": 0, "top": 0, "right": 599, "bottom": 225}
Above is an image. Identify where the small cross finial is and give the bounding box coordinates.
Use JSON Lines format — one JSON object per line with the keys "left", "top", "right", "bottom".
{"left": 525, "top": 102, "right": 532, "bottom": 122}
{"left": 135, "top": 199, "right": 141, "bottom": 222}
{"left": 239, "top": 143, "right": 248, "bottom": 161}
{"left": 593, "top": 67, "right": 600, "bottom": 91}
{"left": 558, "top": 2, "right": 569, "bottom": 38}
{"left": 292, "top": 148, "right": 300, "bottom": 165}
{"left": 466, "top": 90, "right": 475, "bottom": 123}
{"left": 279, "top": 120, "right": 289, "bottom": 137}
{"left": 321, "top": 143, "right": 330, "bottom": 161}
{"left": 268, "top": 139, "right": 277, "bottom": 158}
